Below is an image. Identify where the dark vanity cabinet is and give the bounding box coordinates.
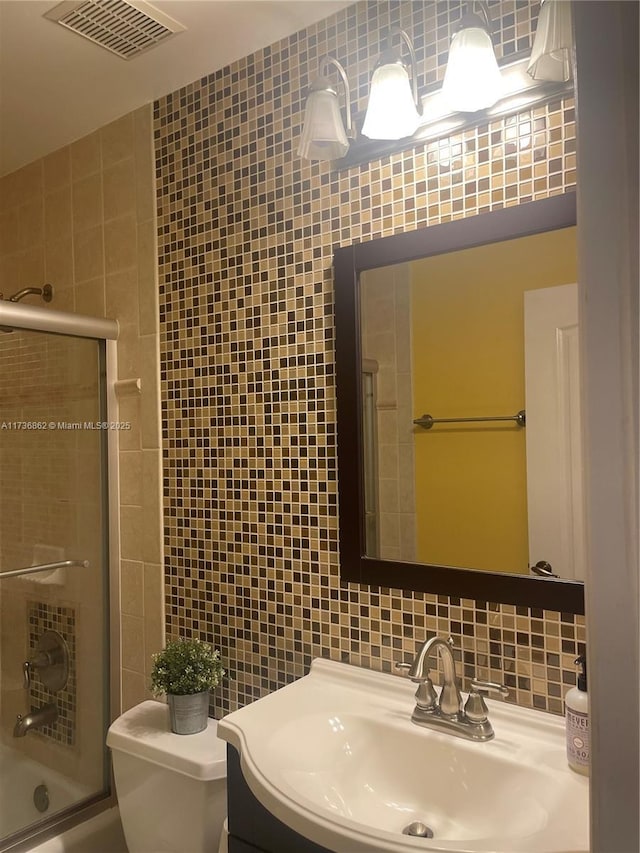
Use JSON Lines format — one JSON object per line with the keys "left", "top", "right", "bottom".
{"left": 226, "top": 746, "right": 333, "bottom": 853}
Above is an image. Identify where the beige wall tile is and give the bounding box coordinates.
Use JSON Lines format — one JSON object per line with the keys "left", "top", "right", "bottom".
{"left": 138, "top": 267, "right": 158, "bottom": 337}
{"left": 140, "top": 335, "right": 160, "bottom": 449}
{"left": 142, "top": 449, "right": 162, "bottom": 563}
{"left": 121, "top": 559, "right": 144, "bottom": 617}
{"left": 73, "top": 225, "right": 104, "bottom": 283}
{"left": 18, "top": 199, "right": 44, "bottom": 249}
{"left": 19, "top": 246, "right": 45, "bottom": 288}
{"left": 106, "top": 267, "right": 138, "bottom": 326}
{"left": 121, "top": 614, "right": 145, "bottom": 672}
{"left": 44, "top": 147, "right": 71, "bottom": 192}
{"left": 378, "top": 445, "right": 398, "bottom": 480}
{"left": 379, "top": 478, "right": 400, "bottom": 514}
{"left": 117, "top": 326, "right": 141, "bottom": 380}
{"left": 117, "top": 397, "right": 142, "bottom": 451}
{"left": 0, "top": 170, "right": 20, "bottom": 212}
{"left": 121, "top": 668, "right": 147, "bottom": 712}
{"left": 44, "top": 238, "right": 74, "bottom": 291}
{"left": 0, "top": 208, "right": 19, "bottom": 254}
{"left": 119, "top": 449, "right": 143, "bottom": 506}
{"left": 134, "top": 106, "right": 152, "bottom": 169}
{"left": 103, "top": 158, "right": 136, "bottom": 221}
{"left": 134, "top": 106, "right": 155, "bottom": 222}
{"left": 104, "top": 214, "right": 137, "bottom": 274}
{"left": 72, "top": 173, "right": 103, "bottom": 233}
{"left": 50, "top": 285, "right": 75, "bottom": 312}
{"left": 0, "top": 252, "right": 20, "bottom": 291}
{"left": 71, "top": 131, "right": 102, "bottom": 180}
{"left": 14, "top": 161, "right": 43, "bottom": 201}
{"left": 75, "top": 277, "right": 106, "bottom": 316}
{"left": 120, "top": 505, "right": 143, "bottom": 561}
{"left": 45, "top": 186, "right": 73, "bottom": 245}
{"left": 101, "top": 114, "right": 134, "bottom": 168}
{"left": 143, "top": 562, "right": 165, "bottom": 669}
{"left": 135, "top": 217, "right": 155, "bottom": 279}
{"left": 137, "top": 220, "right": 158, "bottom": 334}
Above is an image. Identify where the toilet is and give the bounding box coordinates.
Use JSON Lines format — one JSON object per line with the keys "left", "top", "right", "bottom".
{"left": 107, "top": 700, "right": 227, "bottom": 853}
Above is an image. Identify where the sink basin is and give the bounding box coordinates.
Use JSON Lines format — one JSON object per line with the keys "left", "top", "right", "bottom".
{"left": 218, "top": 658, "right": 589, "bottom": 853}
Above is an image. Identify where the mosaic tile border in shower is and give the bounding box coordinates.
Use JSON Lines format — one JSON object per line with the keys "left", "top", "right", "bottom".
{"left": 28, "top": 601, "right": 76, "bottom": 746}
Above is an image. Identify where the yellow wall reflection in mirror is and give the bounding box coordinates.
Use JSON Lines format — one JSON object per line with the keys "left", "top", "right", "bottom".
{"left": 411, "top": 227, "right": 577, "bottom": 573}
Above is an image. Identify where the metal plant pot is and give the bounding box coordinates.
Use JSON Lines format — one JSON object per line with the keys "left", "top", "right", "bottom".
{"left": 167, "top": 691, "right": 210, "bottom": 735}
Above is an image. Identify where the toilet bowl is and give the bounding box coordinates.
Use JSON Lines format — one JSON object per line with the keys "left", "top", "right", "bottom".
{"left": 107, "top": 700, "right": 227, "bottom": 853}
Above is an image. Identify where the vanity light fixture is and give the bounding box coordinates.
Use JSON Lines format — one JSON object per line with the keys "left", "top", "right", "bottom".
{"left": 527, "top": 0, "right": 573, "bottom": 83}
{"left": 361, "top": 28, "right": 422, "bottom": 140}
{"left": 441, "top": 1, "right": 503, "bottom": 113}
{"left": 297, "top": 56, "right": 354, "bottom": 161}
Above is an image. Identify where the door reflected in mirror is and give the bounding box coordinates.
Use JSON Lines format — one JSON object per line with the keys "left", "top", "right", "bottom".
{"left": 359, "top": 227, "right": 581, "bottom": 578}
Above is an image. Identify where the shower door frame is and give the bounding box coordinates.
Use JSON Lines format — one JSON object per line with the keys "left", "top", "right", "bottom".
{"left": 0, "top": 300, "right": 121, "bottom": 853}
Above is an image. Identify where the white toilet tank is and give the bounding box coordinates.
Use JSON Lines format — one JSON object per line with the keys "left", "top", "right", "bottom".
{"left": 107, "top": 700, "right": 227, "bottom": 853}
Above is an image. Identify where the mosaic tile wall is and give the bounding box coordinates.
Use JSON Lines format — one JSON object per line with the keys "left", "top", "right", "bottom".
{"left": 155, "top": 0, "right": 583, "bottom": 718}
{"left": 28, "top": 602, "right": 76, "bottom": 746}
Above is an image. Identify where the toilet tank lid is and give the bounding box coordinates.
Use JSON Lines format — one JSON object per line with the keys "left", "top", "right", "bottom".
{"left": 107, "top": 700, "right": 227, "bottom": 781}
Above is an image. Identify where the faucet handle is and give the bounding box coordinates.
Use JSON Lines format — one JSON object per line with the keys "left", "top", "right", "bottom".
{"left": 464, "top": 680, "right": 509, "bottom": 724}
{"left": 470, "top": 679, "right": 509, "bottom": 697}
{"left": 395, "top": 662, "right": 438, "bottom": 710}
{"left": 414, "top": 678, "right": 438, "bottom": 711}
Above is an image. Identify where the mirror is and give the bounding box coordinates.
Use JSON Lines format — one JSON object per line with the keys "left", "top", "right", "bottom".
{"left": 334, "top": 193, "right": 584, "bottom": 613}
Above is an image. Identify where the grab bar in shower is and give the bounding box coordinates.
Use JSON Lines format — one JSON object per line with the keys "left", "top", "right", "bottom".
{"left": 0, "top": 559, "right": 89, "bottom": 580}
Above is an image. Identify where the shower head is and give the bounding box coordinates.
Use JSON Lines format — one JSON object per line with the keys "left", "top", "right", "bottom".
{"left": 6, "top": 284, "right": 53, "bottom": 303}
{"left": 0, "top": 284, "right": 54, "bottom": 332}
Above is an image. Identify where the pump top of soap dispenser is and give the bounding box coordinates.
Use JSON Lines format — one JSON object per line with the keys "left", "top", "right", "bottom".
{"left": 575, "top": 654, "right": 587, "bottom": 691}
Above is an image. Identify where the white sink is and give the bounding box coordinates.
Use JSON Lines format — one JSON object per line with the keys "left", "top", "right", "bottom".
{"left": 218, "top": 658, "right": 589, "bottom": 853}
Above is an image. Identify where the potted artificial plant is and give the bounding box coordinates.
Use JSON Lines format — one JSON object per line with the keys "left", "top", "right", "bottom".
{"left": 150, "top": 637, "right": 224, "bottom": 735}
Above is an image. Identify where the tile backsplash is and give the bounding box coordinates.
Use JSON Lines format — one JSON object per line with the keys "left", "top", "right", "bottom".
{"left": 155, "top": 0, "right": 582, "bottom": 718}
{"left": 28, "top": 602, "right": 76, "bottom": 746}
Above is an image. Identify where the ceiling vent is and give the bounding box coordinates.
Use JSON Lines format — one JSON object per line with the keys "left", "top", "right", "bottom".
{"left": 44, "top": 0, "right": 186, "bottom": 60}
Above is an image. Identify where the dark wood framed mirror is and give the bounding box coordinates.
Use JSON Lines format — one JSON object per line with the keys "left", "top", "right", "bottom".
{"left": 334, "top": 192, "right": 584, "bottom": 613}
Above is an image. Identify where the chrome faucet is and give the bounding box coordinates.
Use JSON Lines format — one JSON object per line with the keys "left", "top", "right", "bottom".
{"left": 401, "top": 635, "right": 508, "bottom": 741}
{"left": 13, "top": 703, "right": 58, "bottom": 737}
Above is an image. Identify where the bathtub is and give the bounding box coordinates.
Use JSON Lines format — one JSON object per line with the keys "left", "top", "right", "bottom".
{"left": 29, "top": 808, "right": 127, "bottom": 853}
{"left": 0, "top": 745, "right": 91, "bottom": 842}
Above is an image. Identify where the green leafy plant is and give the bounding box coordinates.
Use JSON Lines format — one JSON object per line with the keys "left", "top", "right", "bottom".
{"left": 150, "top": 637, "right": 224, "bottom": 696}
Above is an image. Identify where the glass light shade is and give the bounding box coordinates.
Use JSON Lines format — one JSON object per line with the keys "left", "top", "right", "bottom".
{"left": 297, "top": 89, "right": 349, "bottom": 161}
{"left": 441, "top": 27, "right": 503, "bottom": 112}
{"left": 527, "top": 0, "right": 573, "bottom": 82}
{"left": 361, "top": 63, "right": 420, "bottom": 140}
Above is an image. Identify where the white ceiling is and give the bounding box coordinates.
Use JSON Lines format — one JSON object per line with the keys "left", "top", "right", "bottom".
{"left": 0, "top": 0, "right": 353, "bottom": 176}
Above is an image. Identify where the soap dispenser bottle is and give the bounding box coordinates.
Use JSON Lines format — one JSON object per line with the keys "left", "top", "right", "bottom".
{"left": 565, "top": 654, "right": 589, "bottom": 776}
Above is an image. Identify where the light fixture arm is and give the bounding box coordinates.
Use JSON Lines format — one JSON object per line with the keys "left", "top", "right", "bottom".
{"left": 399, "top": 28, "right": 420, "bottom": 115}
{"left": 474, "top": 1, "right": 492, "bottom": 32}
{"left": 311, "top": 56, "right": 354, "bottom": 139}
{"left": 458, "top": 1, "right": 493, "bottom": 34}
{"left": 376, "top": 27, "right": 422, "bottom": 116}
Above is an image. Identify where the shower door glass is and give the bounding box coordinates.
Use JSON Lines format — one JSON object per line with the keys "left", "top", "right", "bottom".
{"left": 0, "top": 327, "right": 110, "bottom": 847}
